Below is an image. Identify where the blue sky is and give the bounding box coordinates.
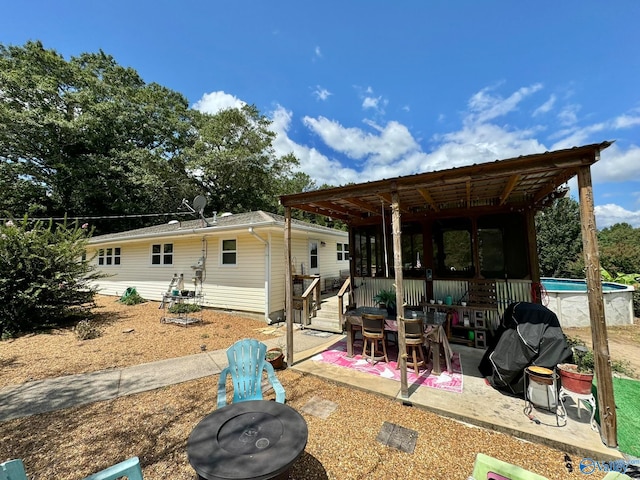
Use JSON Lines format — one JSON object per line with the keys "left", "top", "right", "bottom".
{"left": 3, "top": 1, "right": 640, "bottom": 227}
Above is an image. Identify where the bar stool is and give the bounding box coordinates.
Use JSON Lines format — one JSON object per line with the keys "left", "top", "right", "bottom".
{"left": 361, "top": 314, "right": 388, "bottom": 365}
{"left": 396, "top": 317, "right": 426, "bottom": 375}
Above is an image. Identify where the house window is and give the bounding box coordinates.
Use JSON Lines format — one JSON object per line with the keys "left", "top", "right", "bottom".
{"left": 151, "top": 243, "right": 173, "bottom": 265}
{"left": 222, "top": 239, "right": 237, "bottom": 265}
{"left": 98, "top": 247, "right": 121, "bottom": 266}
{"left": 337, "top": 243, "right": 350, "bottom": 261}
{"left": 432, "top": 219, "right": 474, "bottom": 278}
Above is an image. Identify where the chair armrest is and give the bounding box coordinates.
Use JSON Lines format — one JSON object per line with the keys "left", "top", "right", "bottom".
{"left": 263, "top": 362, "right": 286, "bottom": 404}
{"left": 217, "top": 367, "right": 230, "bottom": 408}
{"left": 1, "top": 459, "right": 28, "bottom": 479}
{"left": 81, "top": 457, "right": 143, "bottom": 480}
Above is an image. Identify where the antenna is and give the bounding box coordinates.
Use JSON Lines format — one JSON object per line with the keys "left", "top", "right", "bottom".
{"left": 193, "top": 195, "right": 207, "bottom": 215}
{"left": 178, "top": 195, "right": 211, "bottom": 226}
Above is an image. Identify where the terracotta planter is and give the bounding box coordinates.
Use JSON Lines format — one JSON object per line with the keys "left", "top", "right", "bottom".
{"left": 266, "top": 348, "right": 284, "bottom": 370}
{"left": 558, "top": 363, "right": 594, "bottom": 394}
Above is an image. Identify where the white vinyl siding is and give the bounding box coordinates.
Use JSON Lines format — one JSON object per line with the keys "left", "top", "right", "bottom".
{"left": 89, "top": 224, "right": 348, "bottom": 319}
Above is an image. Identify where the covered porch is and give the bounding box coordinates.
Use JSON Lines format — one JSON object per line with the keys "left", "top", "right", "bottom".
{"left": 290, "top": 336, "right": 623, "bottom": 461}
{"left": 280, "top": 141, "right": 620, "bottom": 449}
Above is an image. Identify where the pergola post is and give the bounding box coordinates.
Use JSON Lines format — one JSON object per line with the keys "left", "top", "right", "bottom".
{"left": 577, "top": 165, "right": 617, "bottom": 447}
{"left": 525, "top": 208, "right": 541, "bottom": 302}
{"left": 391, "top": 191, "right": 408, "bottom": 398}
{"left": 284, "top": 207, "right": 294, "bottom": 367}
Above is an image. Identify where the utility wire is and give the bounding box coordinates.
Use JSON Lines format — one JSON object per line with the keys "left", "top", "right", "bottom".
{"left": 2, "top": 211, "right": 196, "bottom": 222}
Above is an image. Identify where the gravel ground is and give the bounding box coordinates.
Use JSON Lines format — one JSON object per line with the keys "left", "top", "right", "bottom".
{"left": 0, "top": 295, "right": 612, "bottom": 479}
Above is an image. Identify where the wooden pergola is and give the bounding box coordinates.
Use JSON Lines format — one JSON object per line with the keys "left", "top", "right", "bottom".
{"left": 280, "top": 141, "right": 617, "bottom": 447}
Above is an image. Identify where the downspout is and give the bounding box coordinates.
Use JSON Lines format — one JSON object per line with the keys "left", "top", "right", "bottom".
{"left": 248, "top": 227, "right": 270, "bottom": 322}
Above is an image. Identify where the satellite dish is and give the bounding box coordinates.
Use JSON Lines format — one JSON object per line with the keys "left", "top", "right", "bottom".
{"left": 193, "top": 195, "right": 207, "bottom": 215}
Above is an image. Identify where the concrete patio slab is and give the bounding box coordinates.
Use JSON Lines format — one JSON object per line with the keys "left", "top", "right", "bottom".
{"left": 291, "top": 341, "right": 625, "bottom": 461}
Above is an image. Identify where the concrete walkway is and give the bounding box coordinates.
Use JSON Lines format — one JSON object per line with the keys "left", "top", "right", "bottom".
{"left": 0, "top": 327, "right": 339, "bottom": 423}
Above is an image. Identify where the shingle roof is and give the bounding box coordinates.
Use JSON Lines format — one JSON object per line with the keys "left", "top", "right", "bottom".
{"left": 89, "top": 210, "right": 346, "bottom": 244}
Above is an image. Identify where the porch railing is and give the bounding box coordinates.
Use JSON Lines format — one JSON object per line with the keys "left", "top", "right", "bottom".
{"left": 293, "top": 274, "right": 321, "bottom": 326}
{"left": 352, "top": 277, "right": 532, "bottom": 318}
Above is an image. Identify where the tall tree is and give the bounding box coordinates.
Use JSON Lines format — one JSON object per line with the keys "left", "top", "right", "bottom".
{"left": 598, "top": 223, "right": 640, "bottom": 275}
{"left": 535, "top": 197, "right": 583, "bottom": 278}
{"left": 0, "top": 41, "right": 198, "bottom": 232}
{"left": 185, "top": 105, "right": 303, "bottom": 213}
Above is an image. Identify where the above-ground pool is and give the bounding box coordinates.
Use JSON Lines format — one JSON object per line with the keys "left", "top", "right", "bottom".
{"left": 541, "top": 277, "right": 634, "bottom": 327}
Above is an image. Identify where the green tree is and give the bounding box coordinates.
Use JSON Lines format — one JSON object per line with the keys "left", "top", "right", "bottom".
{"left": 597, "top": 223, "right": 640, "bottom": 275}
{"left": 185, "top": 105, "right": 302, "bottom": 214}
{"left": 0, "top": 217, "right": 104, "bottom": 338}
{"left": 0, "top": 41, "right": 198, "bottom": 233}
{"left": 535, "top": 198, "right": 583, "bottom": 277}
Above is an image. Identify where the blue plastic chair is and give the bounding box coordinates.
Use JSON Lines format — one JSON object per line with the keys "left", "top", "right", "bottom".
{"left": 82, "top": 457, "right": 143, "bottom": 480}
{"left": 0, "top": 459, "right": 28, "bottom": 480}
{"left": 217, "top": 339, "right": 285, "bottom": 408}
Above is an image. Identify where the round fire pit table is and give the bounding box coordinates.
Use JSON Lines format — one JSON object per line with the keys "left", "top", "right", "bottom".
{"left": 187, "top": 400, "right": 308, "bottom": 480}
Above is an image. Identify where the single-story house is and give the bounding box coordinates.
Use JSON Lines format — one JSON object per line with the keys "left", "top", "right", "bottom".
{"left": 87, "top": 211, "right": 349, "bottom": 322}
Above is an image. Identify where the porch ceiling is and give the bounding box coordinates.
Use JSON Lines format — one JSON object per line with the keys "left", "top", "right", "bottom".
{"left": 280, "top": 141, "right": 612, "bottom": 224}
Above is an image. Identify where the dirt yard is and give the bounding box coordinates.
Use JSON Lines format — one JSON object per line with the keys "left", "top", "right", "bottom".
{"left": 0, "top": 295, "right": 633, "bottom": 479}
{"left": 564, "top": 318, "right": 640, "bottom": 378}
{"left": 0, "top": 295, "right": 277, "bottom": 387}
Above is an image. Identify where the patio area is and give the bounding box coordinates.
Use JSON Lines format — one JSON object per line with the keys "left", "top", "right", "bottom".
{"left": 290, "top": 334, "right": 624, "bottom": 461}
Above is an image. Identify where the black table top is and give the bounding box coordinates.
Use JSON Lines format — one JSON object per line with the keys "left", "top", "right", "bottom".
{"left": 187, "top": 400, "right": 308, "bottom": 480}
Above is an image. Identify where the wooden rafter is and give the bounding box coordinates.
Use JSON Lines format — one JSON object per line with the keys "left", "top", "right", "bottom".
{"left": 342, "top": 197, "right": 381, "bottom": 215}
{"left": 417, "top": 188, "right": 439, "bottom": 212}
{"left": 500, "top": 174, "right": 520, "bottom": 205}
{"left": 313, "top": 201, "right": 361, "bottom": 218}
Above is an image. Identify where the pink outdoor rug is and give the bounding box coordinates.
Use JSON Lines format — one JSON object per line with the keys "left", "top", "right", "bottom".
{"left": 311, "top": 340, "right": 463, "bottom": 393}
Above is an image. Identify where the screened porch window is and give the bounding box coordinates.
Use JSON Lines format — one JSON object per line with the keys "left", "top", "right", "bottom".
{"left": 432, "top": 219, "right": 474, "bottom": 277}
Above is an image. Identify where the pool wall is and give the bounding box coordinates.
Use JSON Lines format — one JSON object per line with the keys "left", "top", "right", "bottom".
{"left": 542, "top": 277, "right": 635, "bottom": 328}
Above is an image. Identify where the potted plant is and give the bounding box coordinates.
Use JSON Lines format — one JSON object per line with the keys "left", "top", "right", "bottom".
{"left": 266, "top": 346, "right": 285, "bottom": 370}
{"left": 373, "top": 288, "right": 397, "bottom": 316}
{"left": 557, "top": 338, "right": 594, "bottom": 395}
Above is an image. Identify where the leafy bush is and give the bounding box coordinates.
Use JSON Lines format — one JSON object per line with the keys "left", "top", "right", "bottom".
{"left": 565, "top": 335, "right": 634, "bottom": 376}
{"left": 0, "top": 216, "right": 104, "bottom": 338}
{"left": 74, "top": 320, "right": 102, "bottom": 340}
{"left": 120, "top": 291, "right": 146, "bottom": 306}
{"left": 168, "top": 303, "right": 201, "bottom": 314}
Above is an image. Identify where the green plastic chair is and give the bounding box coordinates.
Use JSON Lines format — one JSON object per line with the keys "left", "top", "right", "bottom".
{"left": 471, "top": 453, "right": 548, "bottom": 480}
{"left": 82, "top": 457, "right": 143, "bottom": 480}
{"left": 0, "top": 459, "right": 27, "bottom": 480}
{"left": 217, "top": 338, "right": 285, "bottom": 408}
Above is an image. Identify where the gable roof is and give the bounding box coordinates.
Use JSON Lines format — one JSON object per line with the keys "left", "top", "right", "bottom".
{"left": 89, "top": 210, "right": 347, "bottom": 245}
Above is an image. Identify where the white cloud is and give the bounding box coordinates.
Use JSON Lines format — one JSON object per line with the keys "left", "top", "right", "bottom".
{"left": 315, "top": 46, "right": 322, "bottom": 58}
{"left": 613, "top": 114, "right": 640, "bottom": 129}
{"left": 591, "top": 143, "right": 640, "bottom": 183}
{"left": 302, "top": 116, "right": 419, "bottom": 166}
{"left": 192, "top": 91, "right": 245, "bottom": 114}
{"left": 269, "top": 106, "right": 359, "bottom": 186}
{"left": 466, "top": 83, "right": 543, "bottom": 124}
{"left": 313, "top": 86, "right": 332, "bottom": 101}
{"left": 533, "top": 94, "right": 556, "bottom": 117}
{"left": 595, "top": 204, "right": 640, "bottom": 228}
{"left": 557, "top": 104, "right": 580, "bottom": 126}
{"left": 362, "top": 96, "right": 380, "bottom": 109}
